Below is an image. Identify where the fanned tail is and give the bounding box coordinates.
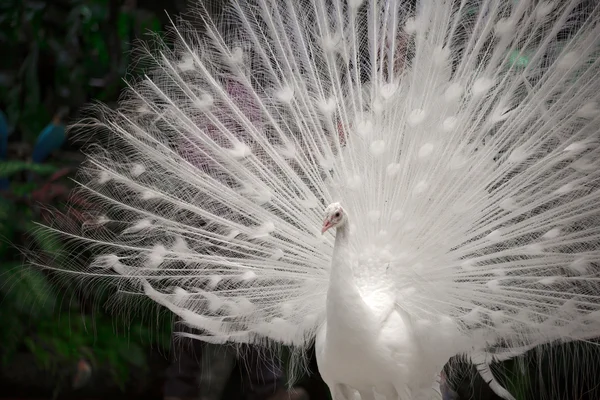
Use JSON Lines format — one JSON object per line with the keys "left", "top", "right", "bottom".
{"left": 375, "top": 0, "right": 600, "bottom": 358}
{"left": 35, "top": 0, "right": 600, "bottom": 368}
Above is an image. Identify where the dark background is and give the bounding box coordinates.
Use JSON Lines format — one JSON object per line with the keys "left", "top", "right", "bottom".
{"left": 1, "top": 1, "right": 600, "bottom": 400}
{"left": 0, "top": 1, "right": 213, "bottom": 398}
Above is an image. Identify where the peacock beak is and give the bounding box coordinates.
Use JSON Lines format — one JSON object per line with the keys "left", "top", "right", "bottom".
{"left": 321, "top": 218, "right": 333, "bottom": 234}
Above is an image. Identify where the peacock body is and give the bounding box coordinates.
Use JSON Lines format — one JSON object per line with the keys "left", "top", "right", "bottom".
{"left": 47, "top": 0, "right": 600, "bottom": 398}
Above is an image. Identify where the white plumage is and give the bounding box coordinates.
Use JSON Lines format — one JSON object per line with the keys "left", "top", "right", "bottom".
{"left": 48, "top": 0, "right": 600, "bottom": 399}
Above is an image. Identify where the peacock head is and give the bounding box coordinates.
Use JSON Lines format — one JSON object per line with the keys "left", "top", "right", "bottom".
{"left": 321, "top": 202, "right": 347, "bottom": 234}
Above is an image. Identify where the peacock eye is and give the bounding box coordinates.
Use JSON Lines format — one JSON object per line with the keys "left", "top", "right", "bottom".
{"left": 334, "top": 212, "right": 340, "bottom": 217}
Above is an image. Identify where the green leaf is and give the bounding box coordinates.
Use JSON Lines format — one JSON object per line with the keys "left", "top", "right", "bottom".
{"left": 117, "top": 12, "right": 131, "bottom": 41}
{"left": 10, "top": 181, "right": 38, "bottom": 196}
{"left": 25, "top": 336, "right": 53, "bottom": 370}
{"left": 118, "top": 342, "right": 146, "bottom": 368}
{"left": 27, "top": 222, "right": 64, "bottom": 256}
{"left": 0, "top": 264, "right": 57, "bottom": 316}
{"left": 0, "top": 160, "right": 58, "bottom": 177}
{"left": 49, "top": 336, "right": 76, "bottom": 360}
{"left": 0, "top": 196, "right": 14, "bottom": 219}
{"left": 0, "top": 309, "right": 25, "bottom": 366}
{"left": 0, "top": 198, "right": 16, "bottom": 257}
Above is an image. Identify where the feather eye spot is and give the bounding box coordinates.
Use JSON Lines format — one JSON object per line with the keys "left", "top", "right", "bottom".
{"left": 486, "top": 229, "right": 503, "bottom": 242}
{"left": 576, "top": 102, "right": 598, "bottom": 119}
{"left": 557, "top": 51, "right": 579, "bottom": 70}
{"left": 418, "top": 143, "right": 434, "bottom": 158}
{"left": 387, "top": 163, "right": 401, "bottom": 176}
{"left": 472, "top": 78, "right": 494, "bottom": 96}
{"left": 229, "top": 47, "right": 244, "bottom": 64}
{"left": 444, "top": 83, "right": 463, "bottom": 102}
{"left": 370, "top": 140, "right": 386, "bottom": 156}
{"left": 495, "top": 18, "right": 514, "bottom": 37}
{"left": 381, "top": 83, "right": 399, "bottom": 100}
{"left": 355, "top": 117, "right": 374, "bottom": 136}
{"left": 98, "top": 170, "right": 111, "bottom": 184}
{"left": 194, "top": 93, "right": 214, "bottom": 110}
{"left": 404, "top": 17, "right": 420, "bottom": 34}
{"left": 276, "top": 87, "right": 294, "bottom": 103}
{"left": 347, "top": 175, "right": 362, "bottom": 190}
{"left": 536, "top": 1, "right": 555, "bottom": 19}
{"left": 131, "top": 163, "right": 146, "bottom": 177}
{"left": 178, "top": 55, "right": 195, "bottom": 71}
{"left": 318, "top": 97, "right": 337, "bottom": 115}
{"left": 408, "top": 109, "right": 426, "bottom": 126}
{"left": 442, "top": 116, "right": 457, "bottom": 131}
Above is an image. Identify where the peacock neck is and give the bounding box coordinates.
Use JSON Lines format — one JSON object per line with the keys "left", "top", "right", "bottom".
{"left": 325, "top": 223, "right": 375, "bottom": 343}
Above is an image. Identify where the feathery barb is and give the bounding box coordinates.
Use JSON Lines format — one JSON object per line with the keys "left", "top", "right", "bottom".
{"left": 43, "top": 0, "right": 600, "bottom": 382}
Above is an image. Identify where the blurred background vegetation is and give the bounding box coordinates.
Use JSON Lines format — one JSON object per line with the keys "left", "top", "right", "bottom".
{"left": 0, "top": 0, "right": 187, "bottom": 398}
{"left": 1, "top": 1, "right": 600, "bottom": 400}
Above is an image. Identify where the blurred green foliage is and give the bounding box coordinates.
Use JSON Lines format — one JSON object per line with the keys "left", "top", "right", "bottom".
{"left": 0, "top": 129, "right": 172, "bottom": 396}
{"left": 0, "top": 0, "right": 162, "bottom": 142}
{"left": 0, "top": 0, "right": 172, "bottom": 396}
